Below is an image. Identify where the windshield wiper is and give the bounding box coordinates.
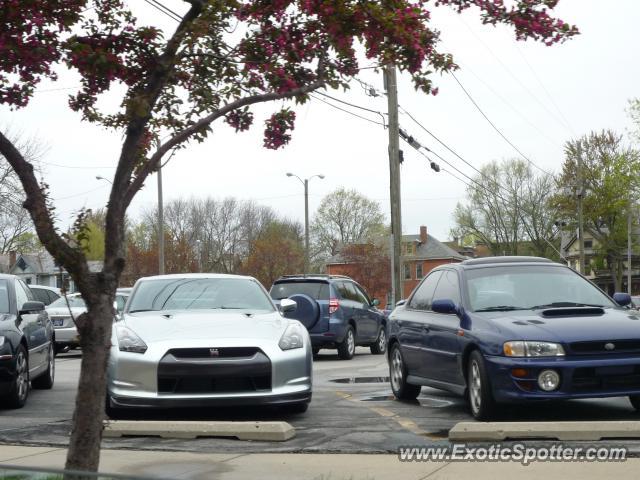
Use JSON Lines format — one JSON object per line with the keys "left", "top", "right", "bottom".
{"left": 475, "top": 305, "right": 528, "bottom": 312}
{"left": 128, "top": 309, "right": 154, "bottom": 313}
{"left": 530, "top": 302, "right": 604, "bottom": 309}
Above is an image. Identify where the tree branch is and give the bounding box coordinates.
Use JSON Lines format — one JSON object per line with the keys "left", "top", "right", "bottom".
{"left": 0, "top": 131, "right": 90, "bottom": 285}
{"left": 122, "top": 61, "right": 327, "bottom": 207}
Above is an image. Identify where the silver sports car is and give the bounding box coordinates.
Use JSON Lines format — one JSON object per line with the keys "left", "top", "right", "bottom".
{"left": 106, "top": 274, "right": 312, "bottom": 417}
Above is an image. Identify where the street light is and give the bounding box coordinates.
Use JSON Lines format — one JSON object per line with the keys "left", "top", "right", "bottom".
{"left": 95, "top": 175, "right": 113, "bottom": 185}
{"left": 286, "top": 172, "right": 325, "bottom": 274}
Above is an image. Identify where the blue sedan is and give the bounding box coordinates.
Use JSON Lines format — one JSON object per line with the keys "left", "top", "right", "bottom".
{"left": 387, "top": 256, "right": 640, "bottom": 420}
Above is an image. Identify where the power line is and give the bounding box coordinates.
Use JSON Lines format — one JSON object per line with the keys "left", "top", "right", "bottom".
{"left": 142, "top": 0, "right": 182, "bottom": 22}
{"left": 310, "top": 93, "right": 385, "bottom": 126}
{"left": 451, "top": 71, "right": 552, "bottom": 176}
{"left": 315, "top": 91, "right": 386, "bottom": 126}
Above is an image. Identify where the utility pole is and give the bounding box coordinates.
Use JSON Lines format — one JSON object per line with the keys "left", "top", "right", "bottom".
{"left": 628, "top": 205, "right": 632, "bottom": 294}
{"left": 385, "top": 63, "right": 403, "bottom": 304}
{"left": 157, "top": 163, "right": 165, "bottom": 275}
{"left": 576, "top": 144, "right": 585, "bottom": 275}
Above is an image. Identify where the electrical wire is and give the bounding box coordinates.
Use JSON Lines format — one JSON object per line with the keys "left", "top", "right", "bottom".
{"left": 310, "top": 93, "right": 385, "bottom": 127}
{"left": 142, "top": 0, "right": 182, "bottom": 22}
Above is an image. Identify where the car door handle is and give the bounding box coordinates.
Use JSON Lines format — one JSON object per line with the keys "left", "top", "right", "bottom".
{"left": 422, "top": 325, "right": 430, "bottom": 333}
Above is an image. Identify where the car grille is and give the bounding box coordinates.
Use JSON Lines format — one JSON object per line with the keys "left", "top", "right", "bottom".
{"left": 572, "top": 365, "right": 640, "bottom": 392}
{"left": 569, "top": 339, "right": 640, "bottom": 355}
{"left": 167, "top": 347, "right": 260, "bottom": 359}
{"left": 157, "top": 348, "right": 271, "bottom": 395}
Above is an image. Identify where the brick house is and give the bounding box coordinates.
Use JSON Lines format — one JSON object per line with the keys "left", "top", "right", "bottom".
{"left": 326, "top": 226, "right": 466, "bottom": 307}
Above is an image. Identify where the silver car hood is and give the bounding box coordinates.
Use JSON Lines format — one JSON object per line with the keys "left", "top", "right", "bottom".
{"left": 120, "top": 310, "right": 289, "bottom": 343}
{"left": 46, "top": 307, "right": 86, "bottom": 316}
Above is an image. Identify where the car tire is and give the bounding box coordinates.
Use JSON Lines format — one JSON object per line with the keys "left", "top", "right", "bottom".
{"left": 389, "top": 343, "right": 421, "bottom": 400}
{"left": 337, "top": 326, "right": 356, "bottom": 360}
{"left": 2, "top": 345, "right": 29, "bottom": 409}
{"left": 312, "top": 347, "right": 320, "bottom": 356}
{"left": 629, "top": 396, "right": 640, "bottom": 411}
{"left": 370, "top": 327, "right": 387, "bottom": 355}
{"left": 467, "top": 350, "right": 497, "bottom": 421}
{"left": 32, "top": 343, "right": 55, "bottom": 390}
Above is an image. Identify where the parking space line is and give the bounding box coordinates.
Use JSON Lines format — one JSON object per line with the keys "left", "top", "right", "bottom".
{"left": 0, "top": 447, "right": 64, "bottom": 463}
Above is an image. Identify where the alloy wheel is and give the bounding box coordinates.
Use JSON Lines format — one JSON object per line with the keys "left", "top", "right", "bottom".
{"left": 347, "top": 329, "right": 355, "bottom": 356}
{"left": 390, "top": 347, "right": 403, "bottom": 392}
{"left": 378, "top": 329, "right": 387, "bottom": 353}
{"left": 469, "top": 360, "right": 482, "bottom": 414}
{"left": 48, "top": 344, "right": 55, "bottom": 383}
{"left": 15, "top": 351, "right": 28, "bottom": 402}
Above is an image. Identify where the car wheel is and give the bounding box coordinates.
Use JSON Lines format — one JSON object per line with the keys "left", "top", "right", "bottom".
{"left": 2, "top": 345, "right": 29, "bottom": 409}
{"left": 312, "top": 347, "right": 320, "bottom": 356}
{"left": 32, "top": 343, "right": 55, "bottom": 390}
{"left": 389, "top": 343, "right": 421, "bottom": 400}
{"left": 370, "top": 327, "right": 387, "bottom": 355}
{"left": 629, "top": 396, "right": 640, "bottom": 411}
{"left": 337, "top": 326, "right": 356, "bottom": 360}
{"left": 467, "top": 350, "right": 497, "bottom": 420}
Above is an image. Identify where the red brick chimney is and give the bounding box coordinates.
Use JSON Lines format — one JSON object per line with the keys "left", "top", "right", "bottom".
{"left": 9, "top": 251, "right": 16, "bottom": 267}
{"left": 420, "top": 226, "right": 427, "bottom": 244}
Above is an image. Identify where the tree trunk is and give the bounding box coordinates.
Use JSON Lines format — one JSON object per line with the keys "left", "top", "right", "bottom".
{"left": 64, "top": 297, "right": 115, "bottom": 474}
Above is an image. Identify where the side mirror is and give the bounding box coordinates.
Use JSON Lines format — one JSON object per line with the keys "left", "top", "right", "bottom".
{"left": 432, "top": 299, "right": 457, "bottom": 314}
{"left": 280, "top": 298, "right": 297, "bottom": 313}
{"left": 371, "top": 299, "right": 380, "bottom": 307}
{"left": 396, "top": 299, "right": 406, "bottom": 307}
{"left": 613, "top": 292, "right": 632, "bottom": 307}
{"left": 20, "top": 301, "right": 45, "bottom": 315}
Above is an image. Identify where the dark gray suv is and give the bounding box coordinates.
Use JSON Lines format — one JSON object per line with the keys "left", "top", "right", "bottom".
{"left": 269, "top": 275, "right": 387, "bottom": 360}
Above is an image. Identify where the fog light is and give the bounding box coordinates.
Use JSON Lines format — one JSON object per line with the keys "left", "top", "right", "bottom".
{"left": 538, "top": 369, "right": 561, "bottom": 391}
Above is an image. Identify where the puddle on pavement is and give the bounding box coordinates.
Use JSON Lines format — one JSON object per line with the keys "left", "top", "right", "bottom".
{"left": 360, "top": 394, "right": 454, "bottom": 408}
{"left": 331, "top": 376, "right": 390, "bottom": 384}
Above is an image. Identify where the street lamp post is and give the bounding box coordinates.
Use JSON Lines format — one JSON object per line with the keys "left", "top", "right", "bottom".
{"left": 286, "top": 173, "right": 325, "bottom": 274}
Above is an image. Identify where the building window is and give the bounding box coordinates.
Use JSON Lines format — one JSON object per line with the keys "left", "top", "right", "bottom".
{"left": 416, "top": 264, "right": 423, "bottom": 279}
{"left": 584, "top": 240, "right": 593, "bottom": 249}
{"left": 404, "top": 264, "right": 412, "bottom": 280}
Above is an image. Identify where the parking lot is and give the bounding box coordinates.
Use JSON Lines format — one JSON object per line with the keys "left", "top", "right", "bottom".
{"left": 2, "top": 348, "right": 640, "bottom": 455}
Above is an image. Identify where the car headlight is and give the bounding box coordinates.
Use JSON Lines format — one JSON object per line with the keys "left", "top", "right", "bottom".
{"left": 279, "top": 322, "right": 305, "bottom": 351}
{"left": 116, "top": 325, "right": 147, "bottom": 354}
{"left": 503, "top": 341, "right": 565, "bottom": 357}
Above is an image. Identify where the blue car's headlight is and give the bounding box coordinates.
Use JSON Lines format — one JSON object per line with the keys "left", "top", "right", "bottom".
{"left": 504, "top": 341, "right": 565, "bottom": 357}
{"left": 279, "top": 322, "right": 305, "bottom": 350}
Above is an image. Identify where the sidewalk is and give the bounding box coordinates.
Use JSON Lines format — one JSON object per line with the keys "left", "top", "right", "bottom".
{"left": 1, "top": 445, "right": 639, "bottom": 479}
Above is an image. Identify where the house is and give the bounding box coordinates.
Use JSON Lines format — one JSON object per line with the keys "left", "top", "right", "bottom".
{"left": 9, "top": 251, "right": 103, "bottom": 292}
{"left": 326, "top": 226, "right": 466, "bottom": 307}
{"left": 561, "top": 229, "right": 640, "bottom": 295}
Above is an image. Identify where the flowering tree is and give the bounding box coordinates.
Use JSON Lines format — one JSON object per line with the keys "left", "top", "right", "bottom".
{"left": 0, "top": 0, "right": 577, "bottom": 472}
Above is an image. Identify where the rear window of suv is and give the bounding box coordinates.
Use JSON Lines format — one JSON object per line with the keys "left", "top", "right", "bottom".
{"left": 270, "top": 281, "right": 330, "bottom": 300}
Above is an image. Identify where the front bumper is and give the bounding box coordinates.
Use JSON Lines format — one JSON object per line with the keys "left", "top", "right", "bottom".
{"left": 486, "top": 354, "right": 640, "bottom": 402}
{"left": 107, "top": 338, "right": 313, "bottom": 409}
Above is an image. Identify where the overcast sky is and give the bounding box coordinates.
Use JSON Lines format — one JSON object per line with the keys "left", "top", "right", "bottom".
{"left": 4, "top": 0, "right": 639, "bottom": 242}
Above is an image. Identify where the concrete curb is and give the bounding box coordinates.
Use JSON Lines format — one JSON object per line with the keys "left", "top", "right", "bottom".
{"left": 103, "top": 420, "right": 295, "bottom": 441}
{"left": 449, "top": 421, "right": 640, "bottom": 441}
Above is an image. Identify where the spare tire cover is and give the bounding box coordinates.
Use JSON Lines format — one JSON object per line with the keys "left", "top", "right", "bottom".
{"left": 284, "top": 293, "right": 320, "bottom": 330}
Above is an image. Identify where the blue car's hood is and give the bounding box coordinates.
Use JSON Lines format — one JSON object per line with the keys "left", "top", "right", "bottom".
{"left": 483, "top": 308, "right": 640, "bottom": 343}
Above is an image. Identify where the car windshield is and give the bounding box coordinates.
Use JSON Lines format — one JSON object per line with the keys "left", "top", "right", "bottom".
{"left": 128, "top": 277, "right": 275, "bottom": 313}
{"left": 0, "top": 280, "right": 9, "bottom": 314}
{"left": 48, "top": 295, "right": 86, "bottom": 309}
{"left": 465, "top": 265, "right": 616, "bottom": 312}
{"left": 270, "top": 281, "right": 329, "bottom": 300}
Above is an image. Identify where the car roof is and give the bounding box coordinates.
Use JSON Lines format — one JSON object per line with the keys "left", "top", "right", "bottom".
{"left": 29, "top": 285, "right": 61, "bottom": 292}
{"left": 136, "top": 273, "right": 257, "bottom": 282}
{"left": 274, "top": 274, "right": 353, "bottom": 283}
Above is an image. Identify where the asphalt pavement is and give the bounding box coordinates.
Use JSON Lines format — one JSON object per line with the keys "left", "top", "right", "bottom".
{"left": 2, "top": 348, "right": 640, "bottom": 454}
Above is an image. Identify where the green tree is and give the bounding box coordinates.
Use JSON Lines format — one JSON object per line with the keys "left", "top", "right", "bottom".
{"left": 79, "top": 221, "right": 105, "bottom": 260}
{"left": 628, "top": 98, "right": 640, "bottom": 144}
{"left": 311, "top": 188, "right": 386, "bottom": 264}
{"left": 553, "top": 130, "right": 640, "bottom": 290}
{"left": 453, "top": 159, "right": 559, "bottom": 258}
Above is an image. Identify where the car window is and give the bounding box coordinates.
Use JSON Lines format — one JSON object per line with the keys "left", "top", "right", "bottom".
{"left": 432, "top": 270, "right": 461, "bottom": 307}
{"left": 30, "top": 288, "right": 48, "bottom": 304}
{"left": 47, "top": 290, "right": 60, "bottom": 303}
{"left": 333, "top": 281, "right": 351, "bottom": 300}
{"left": 15, "top": 280, "right": 30, "bottom": 310}
{"left": 342, "top": 282, "right": 360, "bottom": 302}
{"left": 352, "top": 284, "right": 371, "bottom": 305}
{"left": 408, "top": 271, "right": 442, "bottom": 311}
{"left": 129, "top": 277, "right": 274, "bottom": 312}
{"left": 270, "top": 281, "right": 329, "bottom": 300}
{"left": 116, "top": 295, "right": 127, "bottom": 313}
{"left": 0, "top": 280, "right": 10, "bottom": 313}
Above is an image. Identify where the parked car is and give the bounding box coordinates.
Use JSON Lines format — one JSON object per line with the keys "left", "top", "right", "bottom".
{"left": 28, "top": 285, "right": 61, "bottom": 306}
{"left": 269, "top": 274, "right": 387, "bottom": 360}
{"left": 106, "top": 273, "right": 312, "bottom": 417}
{"left": 631, "top": 296, "right": 640, "bottom": 310}
{"left": 387, "top": 256, "right": 640, "bottom": 420}
{"left": 0, "top": 274, "right": 55, "bottom": 408}
{"left": 46, "top": 288, "right": 131, "bottom": 353}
